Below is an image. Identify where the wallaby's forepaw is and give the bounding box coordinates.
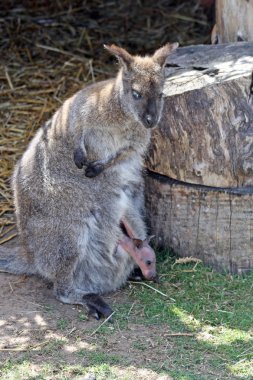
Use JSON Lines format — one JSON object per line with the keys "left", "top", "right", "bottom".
{"left": 73, "top": 148, "right": 88, "bottom": 169}
{"left": 84, "top": 294, "right": 113, "bottom": 320}
{"left": 85, "top": 163, "right": 105, "bottom": 178}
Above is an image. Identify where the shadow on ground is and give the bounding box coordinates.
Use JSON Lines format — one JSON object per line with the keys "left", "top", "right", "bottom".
{"left": 1, "top": 263, "right": 251, "bottom": 380}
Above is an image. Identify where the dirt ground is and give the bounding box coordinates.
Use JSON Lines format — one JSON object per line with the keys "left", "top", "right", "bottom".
{"left": 0, "top": 240, "right": 245, "bottom": 380}
{"left": 0, "top": 238, "right": 174, "bottom": 379}
{"left": 0, "top": 269, "right": 174, "bottom": 380}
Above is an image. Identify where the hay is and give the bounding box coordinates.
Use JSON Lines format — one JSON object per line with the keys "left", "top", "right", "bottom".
{"left": 0, "top": 0, "right": 211, "bottom": 238}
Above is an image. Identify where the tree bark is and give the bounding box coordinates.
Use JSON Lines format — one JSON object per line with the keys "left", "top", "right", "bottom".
{"left": 146, "top": 42, "right": 253, "bottom": 187}
{"left": 144, "top": 42, "right": 253, "bottom": 274}
{"left": 145, "top": 172, "right": 253, "bottom": 274}
{"left": 216, "top": 0, "right": 253, "bottom": 43}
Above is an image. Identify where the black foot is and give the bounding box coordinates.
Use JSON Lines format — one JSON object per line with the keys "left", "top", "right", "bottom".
{"left": 85, "top": 163, "right": 105, "bottom": 178}
{"left": 84, "top": 294, "right": 113, "bottom": 320}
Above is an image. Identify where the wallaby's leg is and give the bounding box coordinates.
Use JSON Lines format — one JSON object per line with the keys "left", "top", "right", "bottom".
{"left": 85, "top": 146, "right": 134, "bottom": 178}
{"left": 35, "top": 236, "right": 113, "bottom": 320}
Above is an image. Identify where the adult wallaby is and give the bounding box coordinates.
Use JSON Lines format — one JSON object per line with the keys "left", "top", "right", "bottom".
{"left": 0, "top": 43, "right": 178, "bottom": 319}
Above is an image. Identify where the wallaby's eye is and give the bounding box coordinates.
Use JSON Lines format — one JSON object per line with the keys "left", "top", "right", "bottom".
{"left": 132, "top": 89, "right": 142, "bottom": 100}
{"left": 146, "top": 260, "right": 152, "bottom": 266}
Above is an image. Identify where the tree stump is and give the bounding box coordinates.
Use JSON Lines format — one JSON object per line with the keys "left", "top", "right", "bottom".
{"left": 145, "top": 42, "right": 253, "bottom": 274}
{"left": 216, "top": 0, "right": 253, "bottom": 43}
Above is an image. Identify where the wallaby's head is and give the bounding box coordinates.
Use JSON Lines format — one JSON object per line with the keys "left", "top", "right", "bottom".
{"left": 104, "top": 43, "right": 178, "bottom": 129}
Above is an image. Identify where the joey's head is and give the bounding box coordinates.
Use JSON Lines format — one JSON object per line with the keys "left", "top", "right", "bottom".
{"left": 104, "top": 43, "right": 178, "bottom": 129}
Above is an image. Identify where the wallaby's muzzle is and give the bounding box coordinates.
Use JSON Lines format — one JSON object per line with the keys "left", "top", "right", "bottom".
{"left": 142, "top": 98, "right": 160, "bottom": 128}
{"left": 143, "top": 113, "right": 158, "bottom": 129}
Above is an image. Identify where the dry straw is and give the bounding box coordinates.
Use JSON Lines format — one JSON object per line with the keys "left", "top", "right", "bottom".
{"left": 0, "top": 1, "right": 211, "bottom": 241}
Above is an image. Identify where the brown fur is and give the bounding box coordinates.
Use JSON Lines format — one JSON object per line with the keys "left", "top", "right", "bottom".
{"left": 0, "top": 43, "right": 178, "bottom": 318}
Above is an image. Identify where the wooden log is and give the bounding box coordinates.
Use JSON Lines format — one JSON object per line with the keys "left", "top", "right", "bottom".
{"left": 145, "top": 172, "right": 253, "bottom": 274}
{"left": 216, "top": 0, "right": 253, "bottom": 43}
{"left": 144, "top": 43, "right": 253, "bottom": 273}
{"left": 146, "top": 42, "right": 253, "bottom": 187}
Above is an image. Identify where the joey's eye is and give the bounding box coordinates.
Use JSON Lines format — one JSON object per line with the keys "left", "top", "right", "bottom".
{"left": 132, "top": 89, "right": 142, "bottom": 100}
{"left": 146, "top": 260, "right": 152, "bottom": 266}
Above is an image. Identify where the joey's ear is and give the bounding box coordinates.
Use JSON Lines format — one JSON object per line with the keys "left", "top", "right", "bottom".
{"left": 133, "top": 238, "right": 144, "bottom": 249}
{"left": 104, "top": 44, "right": 133, "bottom": 68}
{"left": 153, "top": 42, "right": 179, "bottom": 67}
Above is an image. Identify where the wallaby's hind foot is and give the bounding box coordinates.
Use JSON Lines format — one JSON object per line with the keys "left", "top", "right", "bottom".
{"left": 84, "top": 294, "right": 113, "bottom": 320}
{"left": 55, "top": 285, "right": 113, "bottom": 320}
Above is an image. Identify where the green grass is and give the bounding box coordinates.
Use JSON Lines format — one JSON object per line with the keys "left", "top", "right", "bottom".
{"left": 124, "top": 252, "right": 253, "bottom": 379}
{"left": 1, "top": 251, "right": 253, "bottom": 379}
{"left": 94, "top": 251, "right": 253, "bottom": 379}
{"left": 77, "top": 350, "right": 125, "bottom": 367}
{"left": 56, "top": 319, "right": 69, "bottom": 331}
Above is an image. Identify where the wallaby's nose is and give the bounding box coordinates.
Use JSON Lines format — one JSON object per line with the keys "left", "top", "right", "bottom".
{"left": 144, "top": 113, "right": 157, "bottom": 128}
{"left": 146, "top": 114, "right": 153, "bottom": 125}
{"left": 144, "top": 99, "right": 158, "bottom": 128}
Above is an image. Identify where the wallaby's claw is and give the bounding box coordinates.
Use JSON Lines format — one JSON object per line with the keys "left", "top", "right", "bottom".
{"left": 85, "top": 163, "right": 105, "bottom": 178}
{"left": 87, "top": 305, "right": 101, "bottom": 320}
{"left": 84, "top": 294, "right": 113, "bottom": 320}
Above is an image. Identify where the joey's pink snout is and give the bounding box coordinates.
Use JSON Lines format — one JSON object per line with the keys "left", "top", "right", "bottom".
{"left": 137, "top": 241, "right": 157, "bottom": 281}
{"left": 119, "top": 235, "right": 157, "bottom": 281}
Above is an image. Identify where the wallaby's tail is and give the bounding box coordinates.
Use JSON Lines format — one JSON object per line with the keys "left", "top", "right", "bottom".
{"left": 0, "top": 245, "right": 34, "bottom": 275}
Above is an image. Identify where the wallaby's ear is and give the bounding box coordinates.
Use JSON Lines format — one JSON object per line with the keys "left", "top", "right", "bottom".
{"left": 153, "top": 42, "right": 179, "bottom": 67}
{"left": 104, "top": 44, "right": 133, "bottom": 68}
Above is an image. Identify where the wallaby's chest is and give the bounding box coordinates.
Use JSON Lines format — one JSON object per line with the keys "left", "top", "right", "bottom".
{"left": 117, "top": 154, "right": 143, "bottom": 184}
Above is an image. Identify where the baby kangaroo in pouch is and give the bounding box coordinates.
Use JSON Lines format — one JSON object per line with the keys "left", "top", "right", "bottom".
{"left": 0, "top": 42, "right": 178, "bottom": 320}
